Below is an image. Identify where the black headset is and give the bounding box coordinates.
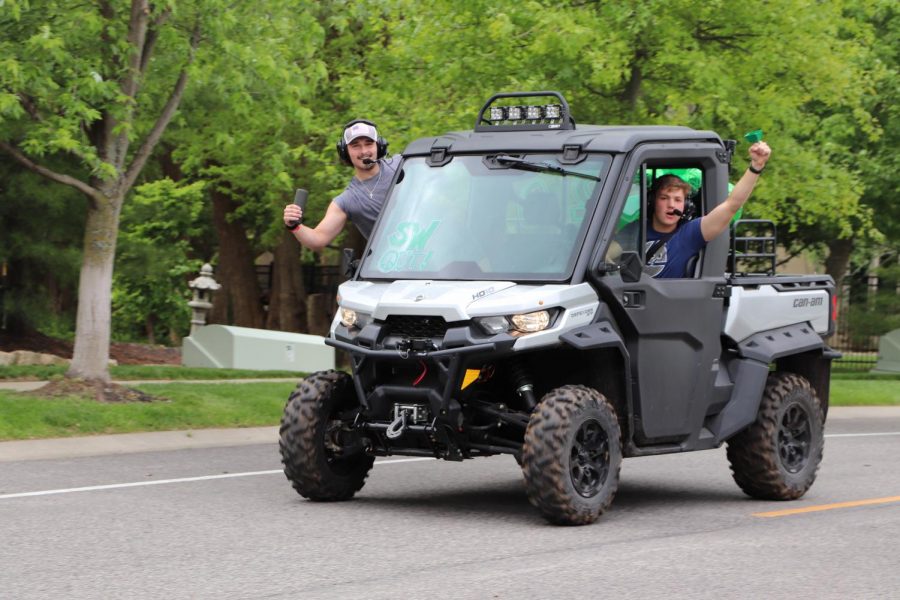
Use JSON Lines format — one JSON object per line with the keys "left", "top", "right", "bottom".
{"left": 647, "top": 175, "right": 695, "bottom": 221}
{"left": 336, "top": 119, "right": 389, "bottom": 166}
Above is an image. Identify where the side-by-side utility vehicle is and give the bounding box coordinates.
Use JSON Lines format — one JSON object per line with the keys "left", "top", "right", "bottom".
{"left": 279, "top": 92, "right": 838, "bottom": 525}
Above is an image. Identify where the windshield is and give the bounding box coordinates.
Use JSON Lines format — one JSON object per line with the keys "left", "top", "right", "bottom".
{"left": 360, "top": 153, "right": 609, "bottom": 281}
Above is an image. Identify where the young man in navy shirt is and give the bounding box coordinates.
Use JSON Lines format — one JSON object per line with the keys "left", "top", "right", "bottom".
{"left": 646, "top": 141, "right": 771, "bottom": 278}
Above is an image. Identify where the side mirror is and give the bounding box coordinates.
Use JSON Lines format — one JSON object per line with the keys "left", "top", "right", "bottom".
{"left": 596, "top": 261, "right": 620, "bottom": 276}
{"left": 618, "top": 251, "right": 643, "bottom": 283}
{"left": 341, "top": 248, "right": 359, "bottom": 279}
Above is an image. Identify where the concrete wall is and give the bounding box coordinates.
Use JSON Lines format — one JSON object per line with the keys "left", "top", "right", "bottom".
{"left": 182, "top": 325, "right": 334, "bottom": 372}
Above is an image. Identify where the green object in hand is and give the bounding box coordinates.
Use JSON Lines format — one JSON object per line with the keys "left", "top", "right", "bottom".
{"left": 744, "top": 129, "right": 764, "bottom": 143}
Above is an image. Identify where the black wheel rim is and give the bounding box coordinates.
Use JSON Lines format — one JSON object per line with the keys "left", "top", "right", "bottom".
{"left": 570, "top": 419, "right": 610, "bottom": 498}
{"left": 778, "top": 402, "right": 812, "bottom": 473}
{"left": 323, "top": 418, "right": 356, "bottom": 474}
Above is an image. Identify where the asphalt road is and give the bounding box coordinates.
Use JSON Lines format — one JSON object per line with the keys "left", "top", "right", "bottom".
{"left": 1, "top": 408, "right": 898, "bottom": 600}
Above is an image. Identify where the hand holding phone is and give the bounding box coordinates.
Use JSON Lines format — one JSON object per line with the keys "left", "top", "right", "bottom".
{"left": 286, "top": 188, "right": 308, "bottom": 230}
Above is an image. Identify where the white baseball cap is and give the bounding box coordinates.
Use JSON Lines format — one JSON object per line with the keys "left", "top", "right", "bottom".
{"left": 343, "top": 122, "right": 378, "bottom": 144}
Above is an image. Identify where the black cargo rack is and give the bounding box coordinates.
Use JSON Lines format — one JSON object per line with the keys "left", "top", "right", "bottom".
{"left": 729, "top": 219, "right": 776, "bottom": 276}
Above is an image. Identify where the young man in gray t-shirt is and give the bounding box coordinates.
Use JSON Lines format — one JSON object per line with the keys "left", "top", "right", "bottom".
{"left": 283, "top": 120, "right": 398, "bottom": 250}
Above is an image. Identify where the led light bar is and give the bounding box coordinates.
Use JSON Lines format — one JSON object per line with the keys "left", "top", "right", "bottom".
{"left": 485, "top": 103, "right": 565, "bottom": 125}
{"left": 505, "top": 105, "right": 524, "bottom": 121}
{"left": 543, "top": 104, "right": 561, "bottom": 119}
{"left": 476, "top": 91, "right": 574, "bottom": 131}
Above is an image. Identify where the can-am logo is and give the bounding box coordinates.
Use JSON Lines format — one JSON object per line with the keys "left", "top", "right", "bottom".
{"left": 793, "top": 297, "right": 823, "bottom": 308}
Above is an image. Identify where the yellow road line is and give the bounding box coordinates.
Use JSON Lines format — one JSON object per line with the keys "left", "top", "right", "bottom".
{"left": 754, "top": 496, "right": 900, "bottom": 518}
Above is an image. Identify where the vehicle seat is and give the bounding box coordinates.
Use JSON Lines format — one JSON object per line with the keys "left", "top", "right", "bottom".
{"left": 684, "top": 253, "right": 700, "bottom": 277}
{"left": 501, "top": 191, "right": 565, "bottom": 272}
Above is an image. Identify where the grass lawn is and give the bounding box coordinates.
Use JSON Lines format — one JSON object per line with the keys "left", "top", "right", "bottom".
{"left": 0, "top": 382, "right": 296, "bottom": 441}
{"left": 0, "top": 375, "right": 897, "bottom": 442}
{"left": 829, "top": 379, "right": 900, "bottom": 406}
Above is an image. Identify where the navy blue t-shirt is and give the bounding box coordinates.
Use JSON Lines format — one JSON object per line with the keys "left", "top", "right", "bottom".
{"left": 645, "top": 219, "right": 706, "bottom": 278}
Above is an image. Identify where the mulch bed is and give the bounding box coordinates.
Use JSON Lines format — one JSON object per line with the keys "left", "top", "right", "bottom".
{"left": 25, "top": 378, "right": 162, "bottom": 403}
{"left": 0, "top": 331, "right": 181, "bottom": 365}
{"left": 1, "top": 331, "right": 179, "bottom": 402}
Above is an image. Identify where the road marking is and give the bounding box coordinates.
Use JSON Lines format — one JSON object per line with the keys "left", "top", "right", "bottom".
{"left": 1, "top": 433, "right": 896, "bottom": 501}
{"left": 754, "top": 496, "right": 900, "bottom": 518}
{"left": 825, "top": 432, "right": 900, "bottom": 438}
{"left": 0, "top": 457, "right": 433, "bottom": 501}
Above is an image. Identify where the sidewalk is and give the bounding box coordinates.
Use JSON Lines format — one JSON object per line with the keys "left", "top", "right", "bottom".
{"left": 0, "top": 426, "right": 279, "bottom": 462}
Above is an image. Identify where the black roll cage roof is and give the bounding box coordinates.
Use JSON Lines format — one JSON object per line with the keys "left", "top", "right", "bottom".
{"left": 403, "top": 125, "right": 724, "bottom": 159}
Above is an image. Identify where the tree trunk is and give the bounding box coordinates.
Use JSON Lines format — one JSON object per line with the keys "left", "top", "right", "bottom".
{"left": 824, "top": 237, "right": 854, "bottom": 291}
{"left": 209, "top": 188, "right": 265, "bottom": 328}
{"left": 266, "top": 230, "right": 308, "bottom": 332}
{"left": 306, "top": 293, "right": 333, "bottom": 336}
{"left": 824, "top": 237, "right": 854, "bottom": 347}
{"left": 67, "top": 196, "right": 122, "bottom": 382}
{"left": 144, "top": 315, "right": 156, "bottom": 345}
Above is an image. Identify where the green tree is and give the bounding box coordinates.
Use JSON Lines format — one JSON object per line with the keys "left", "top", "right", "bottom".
{"left": 162, "top": 2, "right": 398, "bottom": 333}
{"left": 161, "top": 3, "right": 328, "bottom": 332}
{"left": 839, "top": 1, "right": 899, "bottom": 286}
{"left": 112, "top": 178, "right": 206, "bottom": 344}
{"left": 0, "top": 1, "right": 329, "bottom": 383}
{"left": 0, "top": 156, "right": 84, "bottom": 337}
{"left": 0, "top": 1, "right": 207, "bottom": 383}
{"left": 369, "top": 0, "right": 880, "bottom": 270}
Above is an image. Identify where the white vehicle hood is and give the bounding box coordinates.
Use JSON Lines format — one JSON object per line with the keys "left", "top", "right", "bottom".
{"left": 338, "top": 280, "right": 597, "bottom": 323}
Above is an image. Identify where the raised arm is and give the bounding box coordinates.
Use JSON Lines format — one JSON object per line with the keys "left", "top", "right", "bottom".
{"left": 701, "top": 142, "right": 772, "bottom": 242}
{"left": 284, "top": 200, "right": 349, "bottom": 252}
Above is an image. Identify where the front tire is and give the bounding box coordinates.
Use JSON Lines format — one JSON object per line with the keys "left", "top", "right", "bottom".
{"left": 279, "top": 370, "right": 374, "bottom": 501}
{"left": 521, "top": 385, "right": 622, "bottom": 525}
{"left": 726, "top": 372, "right": 824, "bottom": 500}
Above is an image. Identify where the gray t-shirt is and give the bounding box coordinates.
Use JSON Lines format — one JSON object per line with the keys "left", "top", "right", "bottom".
{"left": 334, "top": 156, "right": 400, "bottom": 239}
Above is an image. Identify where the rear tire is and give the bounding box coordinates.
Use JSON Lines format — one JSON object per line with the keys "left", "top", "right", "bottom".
{"left": 279, "top": 370, "right": 374, "bottom": 501}
{"left": 726, "top": 372, "right": 824, "bottom": 500}
{"left": 521, "top": 385, "right": 622, "bottom": 525}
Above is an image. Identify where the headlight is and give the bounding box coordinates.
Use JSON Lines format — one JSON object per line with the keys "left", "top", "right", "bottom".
{"left": 510, "top": 310, "right": 551, "bottom": 333}
{"left": 339, "top": 308, "right": 358, "bottom": 327}
{"left": 340, "top": 308, "right": 372, "bottom": 329}
{"left": 474, "top": 315, "right": 510, "bottom": 335}
{"left": 474, "top": 310, "right": 553, "bottom": 336}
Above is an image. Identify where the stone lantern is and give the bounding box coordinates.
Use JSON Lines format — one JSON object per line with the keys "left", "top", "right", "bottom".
{"left": 188, "top": 263, "right": 221, "bottom": 335}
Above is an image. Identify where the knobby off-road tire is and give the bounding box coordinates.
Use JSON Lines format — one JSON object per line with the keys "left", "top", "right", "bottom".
{"left": 279, "top": 370, "right": 374, "bottom": 501}
{"left": 726, "top": 372, "right": 824, "bottom": 500}
{"left": 521, "top": 385, "right": 622, "bottom": 526}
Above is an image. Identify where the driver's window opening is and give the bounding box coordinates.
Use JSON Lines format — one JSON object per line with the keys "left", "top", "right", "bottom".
{"left": 612, "top": 164, "right": 706, "bottom": 279}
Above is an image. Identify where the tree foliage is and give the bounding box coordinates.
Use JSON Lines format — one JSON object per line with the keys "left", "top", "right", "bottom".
{"left": 112, "top": 178, "right": 206, "bottom": 343}
{"left": 1, "top": 0, "right": 897, "bottom": 364}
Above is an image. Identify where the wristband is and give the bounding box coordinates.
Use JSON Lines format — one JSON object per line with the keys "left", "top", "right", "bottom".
{"left": 286, "top": 221, "right": 301, "bottom": 232}
{"left": 748, "top": 164, "right": 764, "bottom": 175}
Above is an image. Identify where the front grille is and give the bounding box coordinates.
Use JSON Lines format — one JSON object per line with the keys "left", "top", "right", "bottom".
{"left": 384, "top": 315, "right": 451, "bottom": 338}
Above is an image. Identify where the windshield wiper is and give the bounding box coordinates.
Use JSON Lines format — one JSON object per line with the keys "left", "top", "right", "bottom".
{"left": 493, "top": 155, "right": 600, "bottom": 181}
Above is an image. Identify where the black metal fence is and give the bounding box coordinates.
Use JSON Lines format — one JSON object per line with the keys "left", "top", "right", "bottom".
{"left": 830, "top": 289, "right": 882, "bottom": 372}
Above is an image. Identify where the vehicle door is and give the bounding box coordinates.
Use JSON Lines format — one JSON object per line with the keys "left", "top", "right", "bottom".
{"left": 593, "top": 145, "right": 730, "bottom": 443}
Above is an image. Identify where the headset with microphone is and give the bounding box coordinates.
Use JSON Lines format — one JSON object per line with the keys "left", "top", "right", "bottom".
{"left": 336, "top": 119, "right": 389, "bottom": 166}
